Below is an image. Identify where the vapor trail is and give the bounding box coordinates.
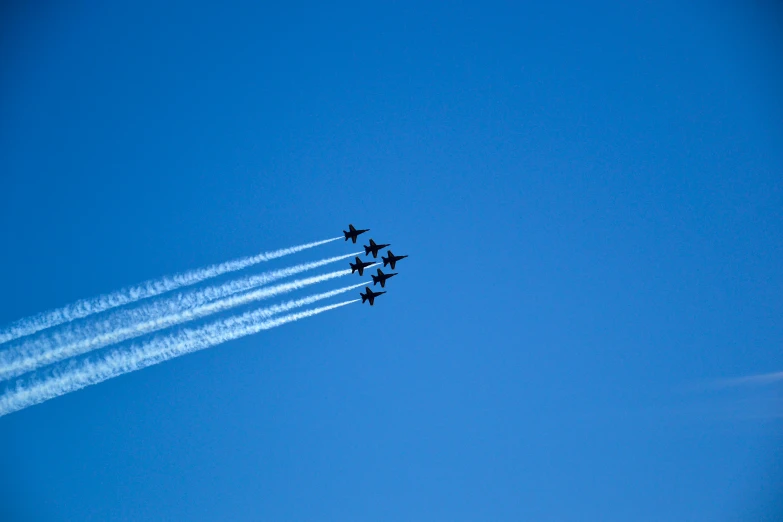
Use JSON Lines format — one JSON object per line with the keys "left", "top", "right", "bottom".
{"left": 0, "top": 254, "right": 358, "bottom": 381}
{"left": 0, "top": 266, "right": 357, "bottom": 381}
{"left": 0, "top": 292, "right": 360, "bottom": 417}
{"left": 0, "top": 237, "right": 341, "bottom": 345}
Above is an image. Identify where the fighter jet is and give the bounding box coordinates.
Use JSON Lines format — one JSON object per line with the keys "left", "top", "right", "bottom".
{"left": 360, "top": 286, "right": 386, "bottom": 306}
{"left": 363, "top": 238, "right": 390, "bottom": 258}
{"left": 343, "top": 224, "right": 369, "bottom": 244}
{"left": 381, "top": 250, "right": 408, "bottom": 270}
{"left": 371, "top": 268, "right": 397, "bottom": 288}
{"left": 349, "top": 256, "right": 375, "bottom": 276}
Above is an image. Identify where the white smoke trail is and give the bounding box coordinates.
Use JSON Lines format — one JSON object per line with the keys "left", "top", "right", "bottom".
{"left": 0, "top": 267, "right": 357, "bottom": 381}
{"left": 0, "top": 292, "right": 361, "bottom": 417}
{"left": 0, "top": 253, "right": 358, "bottom": 381}
{"left": 0, "top": 237, "right": 341, "bottom": 345}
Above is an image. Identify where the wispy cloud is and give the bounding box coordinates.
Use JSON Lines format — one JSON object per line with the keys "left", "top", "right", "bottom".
{"left": 711, "top": 371, "right": 783, "bottom": 389}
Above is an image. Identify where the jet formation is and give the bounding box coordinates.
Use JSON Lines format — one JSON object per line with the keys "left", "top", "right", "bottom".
{"left": 344, "top": 224, "right": 408, "bottom": 306}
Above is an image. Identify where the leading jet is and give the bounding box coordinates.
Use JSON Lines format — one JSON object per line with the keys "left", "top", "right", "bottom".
{"left": 381, "top": 250, "right": 408, "bottom": 270}
{"left": 349, "top": 256, "right": 375, "bottom": 276}
{"left": 360, "top": 286, "right": 386, "bottom": 306}
{"left": 371, "top": 268, "right": 397, "bottom": 288}
{"left": 343, "top": 224, "right": 369, "bottom": 244}
{"left": 363, "top": 238, "right": 390, "bottom": 258}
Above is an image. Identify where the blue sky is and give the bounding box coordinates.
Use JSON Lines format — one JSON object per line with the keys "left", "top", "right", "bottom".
{"left": 1, "top": 1, "right": 782, "bottom": 520}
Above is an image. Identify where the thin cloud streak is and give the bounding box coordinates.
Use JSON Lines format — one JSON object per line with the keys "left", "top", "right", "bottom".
{"left": 712, "top": 371, "right": 783, "bottom": 389}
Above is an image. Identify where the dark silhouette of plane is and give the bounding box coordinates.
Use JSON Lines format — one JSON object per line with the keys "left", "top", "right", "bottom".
{"left": 349, "top": 256, "right": 375, "bottom": 276}
{"left": 343, "top": 224, "right": 369, "bottom": 243}
{"left": 360, "top": 286, "right": 386, "bottom": 306}
{"left": 371, "top": 268, "right": 397, "bottom": 288}
{"left": 363, "top": 238, "right": 390, "bottom": 258}
{"left": 381, "top": 250, "right": 408, "bottom": 270}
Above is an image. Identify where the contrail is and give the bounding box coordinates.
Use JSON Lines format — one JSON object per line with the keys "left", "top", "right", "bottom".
{"left": 0, "top": 253, "right": 358, "bottom": 381}
{"left": 0, "top": 292, "right": 361, "bottom": 417}
{"left": 0, "top": 267, "right": 357, "bottom": 380}
{"left": 0, "top": 237, "right": 341, "bottom": 345}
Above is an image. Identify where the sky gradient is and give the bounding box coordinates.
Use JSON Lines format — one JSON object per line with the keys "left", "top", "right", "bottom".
{"left": 1, "top": 1, "right": 782, "bottom": 520}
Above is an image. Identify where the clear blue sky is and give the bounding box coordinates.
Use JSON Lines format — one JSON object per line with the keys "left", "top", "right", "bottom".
{"left": 1, "top": 1, "right": 782, "bottom": 520}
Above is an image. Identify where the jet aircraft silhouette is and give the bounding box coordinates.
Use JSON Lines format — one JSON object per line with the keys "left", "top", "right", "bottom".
{"left": 343, "top": 224, "right": 369, "bottom": 243}
{"left": 360, "top": 286, "right": 386, "bottom": 306}
{"left": 371, "top": 268, "right": 397, "bottom": 288}
{"left": 363, "top": 238, "right": 390, "bottom": 258}
{"left": 349, "top": 256, "right": 375, "bottom": 276}
{"left": 381, "top": 250, "right": 408, "bottom": 270}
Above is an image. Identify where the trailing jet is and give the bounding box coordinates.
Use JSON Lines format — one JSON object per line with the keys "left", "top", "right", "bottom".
{"left": 360, "top": 286, "right": 386, "bottom": 306}
{"left": 381, "top": 250, "right": 408, "bottom": 270}
{"left": 363, "top": 238, "right": 390, "bottom": 258}
{"left": 349, "top": 256, "right": 375, "bottom": 276}
{"left": 343, "top": 224, "right": 369, "bottom": 244}
{"left": 371, "top": 268, "right": 397, "bottom": 288}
